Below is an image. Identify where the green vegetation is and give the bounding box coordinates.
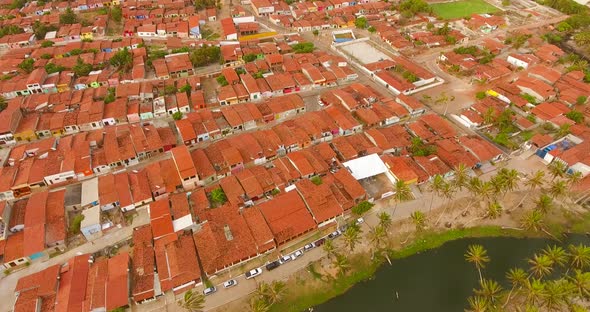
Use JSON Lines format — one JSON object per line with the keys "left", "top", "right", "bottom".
{"left": 0, "top": 25, "right": 23, "bottom": 38}
{"left": 216, "top": 75, "right": 228, "bottom": 86}
{"left": 104, "top": 88, "right": 116, "bottom": 104}
{"left": 253, "top": 280, "right": 288, "bottom": 311}
{"left": 354, "top": 16, "right": 368, "bottom": 29}
{"left": 430, "top": 0, "right": 498, "bottom": 20}
{"left": 0, "top": 96, "right": 7, "bottom": 112}
{"left": 164, "top": 85, "right": 177, "bottom": 95}
{"left": 292, "top": 42, "right": 315, "bottom": 54}
{"left": 566, "top": 110, "right": 584, "bottom": 123}
{"left": 177, "top": 289, "right": 205, "bottom": 312}
{"left": 351, "top": 201, "right": 374, "bottom": 216}
{"left": 409, "top": 137, "right": 436, "bottom": 156}
{"left": 32, "top": 21, "right": 57, "bottom": 40}
{"left": 110, "top": 47, "right": 133, "bottom": 72}
{"left": 18, "top": 58, "right": 34, "bottom": 73}
{"left": 111, "top": 6, "right": 122, "bottom": 23}
{"left": 576, "top": 95, "right": 588, "bottom": 105}
{"left": 72, "top": 58, "right": 93, "bottom": 77}
{"left": 194, "top": 0, "right": 217, "bottom": 10}
{"left": 190, "top": 45, "right": 221, "bottom": 67}
{"left": 398, "top": 0, "right": 432, "bottom": 18}
{"left": 69, "top": 214, "right": 85, "bottom": 234}
{"left": 521, "top": 93, "right": 537, "bottom": 104}
{"left": 243, "top": 53, "right": 258, "bottom": 63}
{"left": 45, "top": 63, "right": 67, "bottom": 74}
{"left": 311, "top": 176, "right": 323, "bottom": 185}
{"left": 368, "top": 26, "right": 376, "bottom": 33}
{"left": 475, "top": 91, "right": 487, "bottom": 100}
{"left": 210, "top": 188, "right": 227, "bottom": 205}
{"left": 59, "top": 8, "right": 78, "bottom": 25}
{"left": 172, "top": 111, "right": 183, "bottom": 120}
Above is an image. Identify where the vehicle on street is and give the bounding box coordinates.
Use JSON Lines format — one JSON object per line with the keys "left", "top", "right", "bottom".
{"left": 304, "top": 242, "right": 315, "bottom": 251}
{"left": 203, "top": 287, "right": 217, "bottom": 295}
{"left": 279, "top": 255, "right": 292, "bottom": 264}
{"left": 265, "top": 260, "right": 281, "bottom": 271}
{"left": 356, "top": 217, "right": 364, "bottom": 225}
{"left": 292, "top": 250, "right": 303, "bottom": 259}
{"left": 245, "top": 267, "right": 263, "bottom": 279}
{"left": 223, "top": 279, "right": 237, "bottom": 288}
{"left": 328, "top": 230, "right": 341, "bottom": 239}
{"left": 315, "top": 238, "right": 326, "bottom": 246}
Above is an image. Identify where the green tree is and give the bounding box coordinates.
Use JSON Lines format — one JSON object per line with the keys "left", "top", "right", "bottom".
{"left": 210, "top": 188, "right": 227, "bottom": 204}
{"left": 323, "top": 239, "right": 337, "bottom": 260}
{"left": 172, "top": 111, "right": 183, "bottom": 120}
{"left": 312, "top": 29, "right": 319, "bottom": 36}
{"left": 569, "top": 244, "right": 590, "bottom": 270}
{"left": 177, "top": 289, "right": 205, "bottom": 312}
{"left": 368, "top": 26, "right": 376, "bottom": 33}
{"left": 474, "top": 279, "right": 503, "bottom": 308}
{"left": 465, "top": 244, "right": 490, "bottom": 283}
{"left": 428, "top": 174, "right": 446, "bottom": 211}
{"left": 69, "top": 214, "right": 85, "bottom": 234}
{"left": 216, "top": 75, "right": 228, "bottom": 86}
{"left": 466, "top": 296, "right": 488, "bottom": 312}
{"left": 557, "top": 123, "right": 571, "bottom": 137}
{"left": 243, "top": 54, "right": 257, "bottom": 62}
{"left": 0, "top": 96, "right": 7, "bottom": 112}
{"left": 292, "top": 43, "right": 314, "bottom": 54}
{"left": 44, "top": 63, "right": 67, "bottom": 74}
{"left": 391, "top": 180, "right": 412, "bottom": 217}
{"left": 72, "top": 58, "right": 93, "bottom": 77}
{"left": 377, "top": 211, "right": 392, "bottom": 233}
{"left": 548, "top": 180, "right": 567, "bottom": 200}
{"left": 179, "top": 84, "right": 192, "bottom": 96}
{"left": 332, "top": 253, "right": 351, "bottom": 277}
{"left": 535, "top": 194, "right": 553, "bottom": 214}
{"left": 543, "top": 245, "right": 568, "bottom": 268}
{"left": 343, "top": 226, "right": 361, "bottom": 252}
{"left": 368, "top": 225, "right": 389, "bottom": 261}
{"left": 567, "top": 171, "right": 583, "bottom": 187}
{"left": 566, "top": 110, "right": 584, "bottom": 123}
{"left": 548, "top": 161, "right": 567, "bottom": 180}
{"left": 41, "top": 40, "right": 54, "bottom": 48}
{"left": 351, "top": 201, "right": 374, "bottom": 216}
{"left": 60, "top": 8, "right": 78, "bottom": 25}
{"left": 249, "top": 297, "right": 270, "bottom": 312}
{"left": 410, "top": 211, "right": 426, "bottom": 232}
{"left": 110, "top": 47, "right": 133, "bottom": 72}
{"left": 486, "top": 201, "right": 502, "bottom": 219}
{"left": 354, "top": 16, "right": 368, "bottom": 29}
{"left": 520, "top": 209, "right": 545, "bottom": 232}
{"left": 190, "top": 46, "right": 221, "bottom": 67}
{"left": 18, "top": 58, "right": 34, "bottom": 73}
{"left": 528, "top": 254, "right": 554, "bottom": 278}
{"left": 111, "top": 6, "right": 122, "bottom": 22}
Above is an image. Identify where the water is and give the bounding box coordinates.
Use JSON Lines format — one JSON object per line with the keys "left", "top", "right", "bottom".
{"left": 315, "top": 235, "right": 590, "bottom": 312}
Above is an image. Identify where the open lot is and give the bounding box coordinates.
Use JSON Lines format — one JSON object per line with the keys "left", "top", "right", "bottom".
{"left": 431, "top": 0, "right": 499, "bottom": 19}
{"left": 339, "top": 40, "right": 391, "bottom": 64}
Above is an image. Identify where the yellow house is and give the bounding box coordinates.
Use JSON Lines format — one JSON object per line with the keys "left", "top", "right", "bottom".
{"left": 81, "top": 31, "right": 93, "bottom": 40}
{"left": 111, "top": 0, "right": 120, "bottom": 5}
{"left": 14, "top": 115, "right": 39, "bottom": 142}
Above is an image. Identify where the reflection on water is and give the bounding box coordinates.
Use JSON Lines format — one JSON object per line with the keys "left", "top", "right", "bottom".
{"left": 315, "top": 235, "right": 589, "bottom": 312}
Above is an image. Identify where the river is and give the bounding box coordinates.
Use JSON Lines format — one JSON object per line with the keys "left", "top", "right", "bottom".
{"left": 315, "top": 235, "right": 590, "bottom": 312}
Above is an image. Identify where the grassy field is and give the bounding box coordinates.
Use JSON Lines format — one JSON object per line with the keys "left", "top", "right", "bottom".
{"left": 431, "top": 0, "right": 499, "bottom": 19}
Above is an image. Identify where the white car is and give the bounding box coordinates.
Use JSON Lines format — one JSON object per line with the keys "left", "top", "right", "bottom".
{"left": 245, "top": 268, "right": 263, "bottom": 279}
{"left": 291, "top": 250, "right": 303, "bottom": 259}
{"left": 356, "top": 217, "right": 364, "bottom": 225}
{"left": 223, "top": 279, "right": 237, "bottom": 288}
{"left": 203, "top": 287, "right": 217, "bottom": 295}
{"left": 279, "top": 255, "right": 292, "bottom": 264}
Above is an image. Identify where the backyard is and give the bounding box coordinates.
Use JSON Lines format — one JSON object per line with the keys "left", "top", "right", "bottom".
{"left": 430, "top": 0, "right": 499, "bottom": 19}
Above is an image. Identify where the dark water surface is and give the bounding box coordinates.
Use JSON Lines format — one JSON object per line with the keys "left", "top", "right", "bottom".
{"left": 315, "top": 235, "right": 590, "bottom": 312}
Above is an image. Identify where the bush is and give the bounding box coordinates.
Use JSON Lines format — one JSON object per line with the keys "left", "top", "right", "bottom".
{"left": 354, "top": 17, "right": 368, "bottom": 29}
{"left": 313, "top": 29, "right": 320, "bottom": 36}
{"left": 41, "top": 40, "right": 54, "bottom": 48}
{"left": 70, "top": 214, "right": 85, "bottom": 234}
{"left": 292, "top": 42, "right": 315, "bottom": 54}
{"left": 211, "top": 188, "right": 227, "bottom": 204}
{"left": 111, "top": 6, "right": 122, "bottom": 22}
{"left": 311, "top": 176, "right": 322, "bottom": 185}
{"left": 172, "top": 111, "right": 183, "bottom": 120}
{"left": 59, "top": 8, "right": 77, "bottom": 25}
{"left": 216, "top": 75, "right": 228, "bottom": 86}
{"left": 352, "top": 201, "right": 374, "bottom": 216}
{"left": 565, "top": 110, "right": 584, "bottom": 123}
{"left": 520, "top": 93, "right": 537, "bottom": 104}
{"left": 243, "top": 53, "right": 257, "bottom": 62}
{"left": 475, "top": 91, "right": 487, "bottom": 99}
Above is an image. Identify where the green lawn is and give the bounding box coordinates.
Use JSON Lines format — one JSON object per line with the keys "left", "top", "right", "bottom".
{"left": 431, "top": 0, "right": 499, "bottom": 19}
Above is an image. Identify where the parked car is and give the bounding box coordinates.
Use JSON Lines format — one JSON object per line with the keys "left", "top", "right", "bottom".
{"left": 245, "top": 267, "right": 263, "bottom": 279}
{"left": 279, "top": 255, "right": 292, "bottom": 264}
{"left": 314, "top": 238, "right": 326, "bottom": 246}
{"left": 292, "top": 250, "right": 303, "bottom": 259}
{"left": 203, "top": 287, "right": 217, "bottom": 295}
{"left": 328, "top": 230, "right": 341, "bottom": 239}
{"left": 223, "top": 279, "right": 237, "bottom": 288}
{"left": 356, "top": 217, "right": 364, "bottom": 225}
{"left": 266, "top": 260, "right": 281, "bottom": 271}
{"left": 304, "top": 242, "right": 315, "bottom": 251}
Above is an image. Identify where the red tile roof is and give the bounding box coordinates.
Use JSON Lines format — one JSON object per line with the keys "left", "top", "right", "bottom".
{"left": 257, "top": 191, "right": 316, "bottom": 244}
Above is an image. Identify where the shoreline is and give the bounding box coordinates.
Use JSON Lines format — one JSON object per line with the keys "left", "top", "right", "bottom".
{"left": 266, "top": 217, "right": 589, "bottom": 312}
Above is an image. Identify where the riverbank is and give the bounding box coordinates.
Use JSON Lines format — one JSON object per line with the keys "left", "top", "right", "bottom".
{"left": 266, "top": 210, "right": 590, "bottom": 312}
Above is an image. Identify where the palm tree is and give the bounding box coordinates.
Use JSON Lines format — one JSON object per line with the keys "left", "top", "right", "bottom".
{"left": 549, "top": 180, "right": 567, "bottom": 200}
{"left": 465, "top": 176, "right": 483, "bottom": 211}
{"left": 434, "top": 181, "right": 455, "bottom": 225}
{"left": 428, "top": 174, "right": 446, "bottom": 212}
{"left": 466, "top": 296, "right": 488, "bottom": 312}
{"left": 453, "top": 163, "right": 469, "bottom": 191}
{"left": 568, "top": 244, "right": 590, "bottom": 270}
{"left": 535, "top": 194, "right": 553, "bottom": 214}
{"left": 255, "top": 282, "right": 271, "bottom": 302}
{"left": 542, "top": 245, "right": 568, "bottom": 268}
{"left": 557, "top": 123, "right": 571, "bottom": 137}
{"left": 249, "top": 297, "right": 270, "bottom": 312}
{"left": 489, "top": 174, "right": 506, "bottom": 198}
{"left": 343, "top": 226, "right": 361, "bottom": 252}
{"left": 323, "top": 239, "right": 337, "bottom": 260}
{"left": 377, "top": 212, "right": 392, "bottom": 233}
{"left": 266, "top": 281, "right": 287, "bottom": 305}
{"left": 485, "top": 201, "right": 502, "bottom": 219}
{"left": 548, "top": 161, "right": 567, "bottom": 181}
{"left": 368, "top": 225, "right": 391, "bottom": 264}
{"left": 520, "top": 209, "right": 545, "bottom": 232}
{"left": 392, "top": 180, "right": 412, "bottom": 217}
{"left": 499, "top": 168, "right": 520, "bottom": 194}
{"left": 542, "top": 279, "right": 571, "bottom": 310}
{"left": 465, "top": 244, "right": 490, "bottom": 283}
{"left": 483, "top": 107, "right": 495, "bottom": 124}
{"left": 566, "top": 171, "right": 583, "bottom": 187}
{"left": 410, "top": 211, "right": 427, "bottom": 232}
{"left": 474, "top": 279, "right": 503, "bottom": 307}
{"left": 569, "top": 269, "right": 590, "bottom": 298}
{"left": 332, "top": 253, "right": 351, "bottom": 277}
{"left": 524, "top": 278, "right": 545, "bottom": 306}
{"left": 515, "top": 170, "right": 545, "bottom": 210}
{"left": 528, "top": 254, "right": 554, "bottom": 278}
{"left": 504, "top": 267, "right": 528, "bottom": 307}
{"left": 178, "top": 289, "right": 206, "bottom": 312}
